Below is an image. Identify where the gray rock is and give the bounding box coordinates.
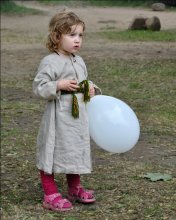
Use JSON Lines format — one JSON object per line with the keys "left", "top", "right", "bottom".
{"left": 151, "top": 3, "right": 166, "bottom": 11}
{"left": 145, "top": 16, "right": 161, "bottom": 31}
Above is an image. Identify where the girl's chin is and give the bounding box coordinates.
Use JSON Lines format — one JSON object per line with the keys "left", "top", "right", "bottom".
{"left": 72, "top": 49, "right": 79, "bottom": 53}
{"left": 59, "top": 49, "right": 79, "bottom": 55}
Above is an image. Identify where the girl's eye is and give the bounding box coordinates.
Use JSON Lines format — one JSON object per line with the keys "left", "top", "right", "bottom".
{"left": 69, "top": 33, "right": 83, "bottom": 37}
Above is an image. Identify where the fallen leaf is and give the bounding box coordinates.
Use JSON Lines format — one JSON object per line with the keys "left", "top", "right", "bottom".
{"left": 142, "top": 173, "right": 172, "bottom": 182}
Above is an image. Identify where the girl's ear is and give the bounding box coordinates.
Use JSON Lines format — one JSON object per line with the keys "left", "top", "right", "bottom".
{"left": 53, "top": 32, "right": 58, "bottom": 43}
{"left": 53, "top": 32, "right": 61, "bottom": 43}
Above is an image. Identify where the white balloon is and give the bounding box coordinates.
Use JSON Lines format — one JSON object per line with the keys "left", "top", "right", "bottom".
{"left": 86, "top": 95, "right": 140, "bottom": 153}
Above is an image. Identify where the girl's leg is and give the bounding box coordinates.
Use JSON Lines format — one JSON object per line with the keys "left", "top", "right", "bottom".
{"left": 40, "top": 170, "right": 73, "bottom": 211}
{"left": 40, "top": 170, "right": 58, "bottom": 195}
{"left": 66, "top": 174, "right": 95, "bottom": 204}
{"left": 66, "top": 174, "right": 80, "bottom": 188}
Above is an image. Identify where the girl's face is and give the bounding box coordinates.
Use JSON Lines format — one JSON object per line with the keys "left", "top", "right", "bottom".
{"left": 58, "top": 24, "right": 84, "bottom": 55}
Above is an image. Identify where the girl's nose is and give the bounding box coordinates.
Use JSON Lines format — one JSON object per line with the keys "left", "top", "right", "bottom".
{"left": 75, "top": 35, "right": 80, "bottom": 43}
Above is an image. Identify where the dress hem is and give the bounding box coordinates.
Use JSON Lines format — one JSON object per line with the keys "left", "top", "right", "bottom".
{"left": 37, "top": 164, "right": 92, "bottom": 175}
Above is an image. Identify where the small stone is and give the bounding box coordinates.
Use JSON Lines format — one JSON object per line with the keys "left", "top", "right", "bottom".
{"left": 151, "top": 3, "right": 166, "bottom": 11}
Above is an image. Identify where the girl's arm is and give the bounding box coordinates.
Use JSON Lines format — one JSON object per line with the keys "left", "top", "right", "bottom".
{"left": 33, "top": 62, "right": 59, "bottom": 100}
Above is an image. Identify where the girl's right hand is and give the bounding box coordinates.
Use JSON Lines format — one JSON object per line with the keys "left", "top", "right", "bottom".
{"left": 57, "top": 79, "right": 79, "bottom": 91}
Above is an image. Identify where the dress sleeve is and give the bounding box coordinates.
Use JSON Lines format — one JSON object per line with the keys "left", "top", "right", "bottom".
{"left": 33, "top": 61, "right": 61, "bottom": 100}
{"left": 89, "top": 80, "right": 102, "bottom": 95}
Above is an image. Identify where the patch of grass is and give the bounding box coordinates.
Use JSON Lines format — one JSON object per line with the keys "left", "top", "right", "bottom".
{"left": 83, "top": 0, "right": 155, "bottom": 7}
{"left": 144, "top": 205, "right": 163, "bottom": 218}
{"left": 38, "top": 0, "right": 176, "bottom": 9}
{"left": 86, "top": 58, "right": 176, "bottom": 137}
{"left": 87, "top": 30, "right": 176, "bottom": 42}
{"left": 1, "top": 30, "right": 45, "bottom": 44}
{"left": 1, "top": 29, "right": 176, "bottom": 219}
{"left": 1, "top": 56, "right": 176, "bottom": 219}
{"left": 1, "top": 1, "right": 42, "bottom": 15}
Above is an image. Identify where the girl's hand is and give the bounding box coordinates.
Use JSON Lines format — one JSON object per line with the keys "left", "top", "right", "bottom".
{"left": 57, "top": 79, "right": 79, "bottom": 91}
{"left": 89, "top": 86, "right": 95, "bottom": 97}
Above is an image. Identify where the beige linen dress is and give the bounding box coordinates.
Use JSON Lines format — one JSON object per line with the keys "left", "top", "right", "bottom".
{"left": 33, "top": 52, "right": 99, "bottom": 174}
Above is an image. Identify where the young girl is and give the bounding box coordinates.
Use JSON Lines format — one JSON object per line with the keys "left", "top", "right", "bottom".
{"left": 33, "top": 11, "right": 101, "bottom": 211}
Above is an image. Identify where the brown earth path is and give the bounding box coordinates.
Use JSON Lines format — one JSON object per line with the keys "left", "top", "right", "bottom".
{"left": 1, "top": 1, "right": 176, "bottom": 59}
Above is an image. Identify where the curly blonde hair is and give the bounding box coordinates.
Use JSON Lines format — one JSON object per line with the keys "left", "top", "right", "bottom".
{"left": 46, "top": 11, "right": 85, "bottom": 52}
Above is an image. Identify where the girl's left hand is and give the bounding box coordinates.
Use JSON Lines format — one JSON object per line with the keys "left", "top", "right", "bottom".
{"left": 89, "top": 86, "right": 95, "bottom": 97}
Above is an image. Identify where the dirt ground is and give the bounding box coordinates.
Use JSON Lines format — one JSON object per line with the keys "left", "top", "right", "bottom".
{"left": 1, "top": 1, "right": 176, "bottom": 219}
{"left": 2, "top": 0, "right": 176, "bottom": 185}
{"left": 2, "top": 1, "right": 176, "bottom": 57}
{"left": 1, "top": 1, "right": 176, "bottom": 85}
